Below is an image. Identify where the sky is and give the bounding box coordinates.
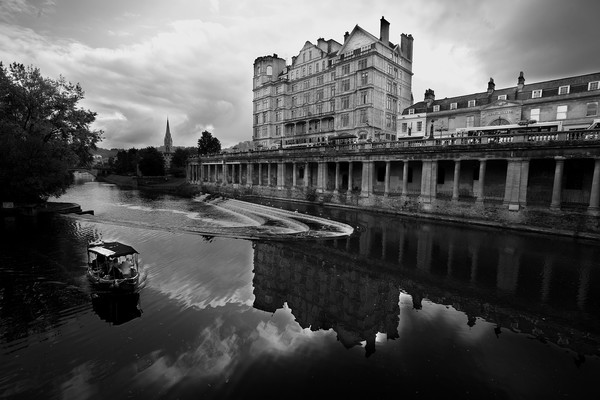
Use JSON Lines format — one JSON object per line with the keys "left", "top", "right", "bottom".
{"left": 1, "top": 0, "right": 599, "bottom": 150}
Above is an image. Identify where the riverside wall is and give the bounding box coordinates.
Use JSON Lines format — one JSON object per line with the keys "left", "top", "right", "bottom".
{"left": 189, "top": 133, "right": 600, "bottom": 239}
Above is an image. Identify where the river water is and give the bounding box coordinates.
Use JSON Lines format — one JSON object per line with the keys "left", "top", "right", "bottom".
{"left": 1, "top": 180, "right": 599, "bottom": 399}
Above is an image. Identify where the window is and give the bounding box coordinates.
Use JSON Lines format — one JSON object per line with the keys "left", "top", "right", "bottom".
{"left": 317, "top": 75, "right": 323, "bottom": 85}
{"left": 315, "top": 63, "right": 319, "bottom": 73}
{"left": 556, "top": 105, "right": 567, "bottom": 120}
{"left": 302, "top": 67, "right": 306, "bottom": 76}
{"left": 304, "top": 93, "right": 310, "bottom": 104}
{"left": 292, "top": 84, "right": 297, "bottom": 92}
{"left": 331, "top": 72, "right": 336, "bottom": 80}
{"left": 316, "top": 89, "right": 323, "bottom": 101}
{"left": 401, "top": 122, "right": 407, "bottom": 133}
{"left": 385, "top": 114, "right": 392, "bottom": 128}
{"left": 276, "top": 125, "right": 281, "bottom": 136}
{"left": 393, "top": 82, "right": 398, "bottom": 95}
{"left": 275, "top": 111, "right": 281, "bottom": 122}
{"left": 341, "top": 64, "right": 350, "bottom": 75}
{"left": 360, "top": 71, "right": 368, "bottom": 86}
{"left": 433, "top": 105, "right": 440, "bottom": 112}
{"left": 497, "top": 95, "right": 507, "bottom": 100}
{"left": 466, "top": 115, "right": 475, "bottom": 127}
{"left": 532, "top": 89, "right": 542, "bottom": 98}
{"left": 589, "top": 81, "right": 599, "bottom": 91}
{"left": 416, "top": 121, "right": 422, "bottom": 131}
{"left": 387, "top": 64, "right": 393, "bottom": 75}
{"left": 386, "top": 96, "right": 393, "bottom": 111}
{"left": 341, "top": 79, "right": 350, "bottom": 91}
{"left": 360, "top": 109, "right": 368, "bottom": 123}
{"left": 341, "top": 113, "right": 349, "bottom": 127}
{"left": 468, "top": 99, "right": 476, "bottom": 107}
{"left": 341, "top": 96, "right": 350, "bottom": 109}
{"left": 277, "top": 97, "right": 283, "bottom": 107}
{"left": 292, "top": 97, "right": 297, "bottom": 106}
{"left": 586, "top": 102, "right": 598, "bottom": 117}
{"left": 450, "top": 102, "right": 457, "bottom": 110}
{"left": 408, "top": 109, "right": 415, "bottom": 115}
{"left": 358, "top": 59, "right": 367, "bottom": 69}
{"left": 308, "top": 65, "right": 312, "bottom": 74}
{"left": 386, "top": 80, "right": 392, "bottom": 92}
{"left": 266, "top": 65, "right": 272, "bottom": 76}
{"left": 359, "top": 90, "right": 367, "bottom": 104}
{"left": 558, "top": 85, "right": 570, "bottom": 95}
{"left": 304, "top": 80, "right": 309, "bottom": 89}
{"left": 530, "top": 108, "right": 540, "bottom": 122}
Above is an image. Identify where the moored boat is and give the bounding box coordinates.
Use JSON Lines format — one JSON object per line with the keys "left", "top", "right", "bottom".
{"left": 87, "top": 240, "right": 140, "bottom": 292}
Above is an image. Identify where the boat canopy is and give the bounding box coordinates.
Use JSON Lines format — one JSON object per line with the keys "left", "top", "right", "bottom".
{"left": 88, "top": 242, "right": 138, "bottom": 258}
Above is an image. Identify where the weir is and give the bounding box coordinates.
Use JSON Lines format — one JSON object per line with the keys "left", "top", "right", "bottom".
{"left": 187, "top": 129, "right": 600, "bottom": 237}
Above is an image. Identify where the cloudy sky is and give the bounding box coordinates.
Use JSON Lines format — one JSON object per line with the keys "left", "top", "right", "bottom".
{"left": 1, "top": 0, "right": 599, "bottom": 149}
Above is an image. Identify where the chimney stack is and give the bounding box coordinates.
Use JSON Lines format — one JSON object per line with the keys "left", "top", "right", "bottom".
{"left": 517, "top": 71, "right": 525, "bottom": 91}
{"left": 344, "top": 31, "right": 349, "bottom": 42}
{"left": 380, "top": 16, "right": 390, "bottom": 46}
{"left": 487, "top": 78, "right": 495, "bottom": 94}
{"left": 424, "top": 89, "right": 435, "bottom": 106}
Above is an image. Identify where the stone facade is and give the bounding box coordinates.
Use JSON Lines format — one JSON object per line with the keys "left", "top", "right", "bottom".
{"left": 188, "top": 130, "right": 600, "bottom": 237}
{"left": 400, "top": 72, "right": 600, "bottom": 138}
{"left": 253, "top": 17, "right": 413, "bottom": 149}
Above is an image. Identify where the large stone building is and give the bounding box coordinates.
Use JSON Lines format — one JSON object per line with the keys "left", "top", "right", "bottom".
{"left": 400, "top": 72, "right": 600, "bottom": 138}
{"left": 253, "top": 17, "right": 413, "bottom": 149}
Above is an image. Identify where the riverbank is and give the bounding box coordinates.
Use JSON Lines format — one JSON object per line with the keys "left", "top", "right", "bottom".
{"left": 100, "top": 174, "right": 200, "bottom": 197}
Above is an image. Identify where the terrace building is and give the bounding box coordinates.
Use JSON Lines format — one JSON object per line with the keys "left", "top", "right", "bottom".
{"left": 400, "top": 72, "right": 600, "bottom": 138}
{"left": 253, "top": 17, "right": 413, "bottom": 149}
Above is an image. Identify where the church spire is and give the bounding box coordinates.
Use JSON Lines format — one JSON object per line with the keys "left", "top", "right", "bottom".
{"left": 164, "top": 118, "right": 173, "bottom": 154}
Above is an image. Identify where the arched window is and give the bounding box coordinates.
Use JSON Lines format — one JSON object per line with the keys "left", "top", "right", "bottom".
{"left": 266, "top": 65, "right": 273, "bottom": 76}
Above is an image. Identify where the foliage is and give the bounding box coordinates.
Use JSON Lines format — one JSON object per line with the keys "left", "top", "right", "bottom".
{"left": 138, "top": 147, "right": 165, "bottom": 176}
{"left": 113, "top": 148, "right": 139, "bottom": 175}
{"left": 197, "top": 130, "right": 221, "bottom": 156}
{"left": 0, "top": 62, "right": 103, "bottom": 202}
{"left": 169, "top": 147, "right": 194, "bottom": 177}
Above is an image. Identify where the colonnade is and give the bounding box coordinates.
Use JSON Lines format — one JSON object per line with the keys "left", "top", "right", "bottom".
{"left": 188, "top": 156, "right": 600, "bottom": 211}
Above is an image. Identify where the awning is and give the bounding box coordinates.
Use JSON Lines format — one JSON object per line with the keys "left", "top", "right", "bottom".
{"left": 88, "top": 242, "right": 138, "bottom": 258}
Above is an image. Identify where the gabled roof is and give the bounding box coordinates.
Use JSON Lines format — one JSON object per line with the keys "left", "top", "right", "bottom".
{"left": 338, "top": 24, "right": 395, "bottom": 55}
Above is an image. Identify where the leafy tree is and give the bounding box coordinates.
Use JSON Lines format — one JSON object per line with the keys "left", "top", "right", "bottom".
{"left": 197, "top": 130, "right": 221, "bottom": 156}
{"left": 113, "top": 148, "right": 139, "bottom": 175}
{"left": 170, "top": 147, "right": 193, "bottom": 169}
{"left": 0, "top": 62, "right": 102, "bottom": 202}
{"left": 169, "top": 147, "right": 194, "bottom": 177}
{"left": 138, "top": 147, "right": 165, "bottom": 176}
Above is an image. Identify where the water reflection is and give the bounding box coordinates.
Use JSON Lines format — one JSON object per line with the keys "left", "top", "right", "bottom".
{"left": 90, "top": 292, "right": 142, "bottom": 325}
{"left": 252, "top": 214, "right": 600, "bottom": 358}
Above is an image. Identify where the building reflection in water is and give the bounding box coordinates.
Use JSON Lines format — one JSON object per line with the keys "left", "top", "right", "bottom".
{"left": 252, "top": 211, "right": 600, "bottom": 358}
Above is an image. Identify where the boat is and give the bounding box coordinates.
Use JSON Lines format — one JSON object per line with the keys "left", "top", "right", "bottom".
{"left": 87, "top": 240, "right": 140, "bottom": 292}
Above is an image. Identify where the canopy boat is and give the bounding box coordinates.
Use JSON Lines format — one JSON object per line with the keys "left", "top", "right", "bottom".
{"left": 87, "top": 241, "right": 140, "bottom": 292}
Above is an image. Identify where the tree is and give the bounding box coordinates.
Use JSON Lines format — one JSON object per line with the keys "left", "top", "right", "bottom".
{"left": 137, "top": 147, "right": 165, "bottom": 176}
{"left": 113, "top": 148, "right": 139, "bottom": 175}
{"left": 197, "top": 130, "right": 221, "bottom": 156}
{"left": 0, "top": 62, "right": 103, "bottom": 202}
{"left": 169, "top": 147, "right": 194, "bottom": 177}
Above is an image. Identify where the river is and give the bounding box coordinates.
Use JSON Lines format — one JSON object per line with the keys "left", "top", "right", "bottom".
{"left": 1, "top": 179, "right": 599, "bottom": 399}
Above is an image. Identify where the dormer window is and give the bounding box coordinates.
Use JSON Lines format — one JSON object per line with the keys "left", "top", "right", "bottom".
{"left": 497, "top": 95, "right": 507, "bottom": 100}
{"left": 532, "top": 89, "right": 543, "bottom": 99}
{"left": 468, "top": 100, "right": 476, "bottom": 107}
{"left": 450, "top": 102, "right": 457, "bottom": 110}
{"left": 408, "top": 109, "right": 415, "bottom": 115}
{"left": 433, "top": 105, "right": 440, "bottom": 112}
{"left": 558, "top": 85, "right": 570, "bottom": 95}
{"left": 588, "top": 81, "right": 599, "bottom": 91}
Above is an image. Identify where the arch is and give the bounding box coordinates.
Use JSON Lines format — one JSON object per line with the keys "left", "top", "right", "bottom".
{"left": 266, "top": 65, "right": 273, "bottom": 76}
{"left": 488, "top": 117, "right": 511, "bottom": 126}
